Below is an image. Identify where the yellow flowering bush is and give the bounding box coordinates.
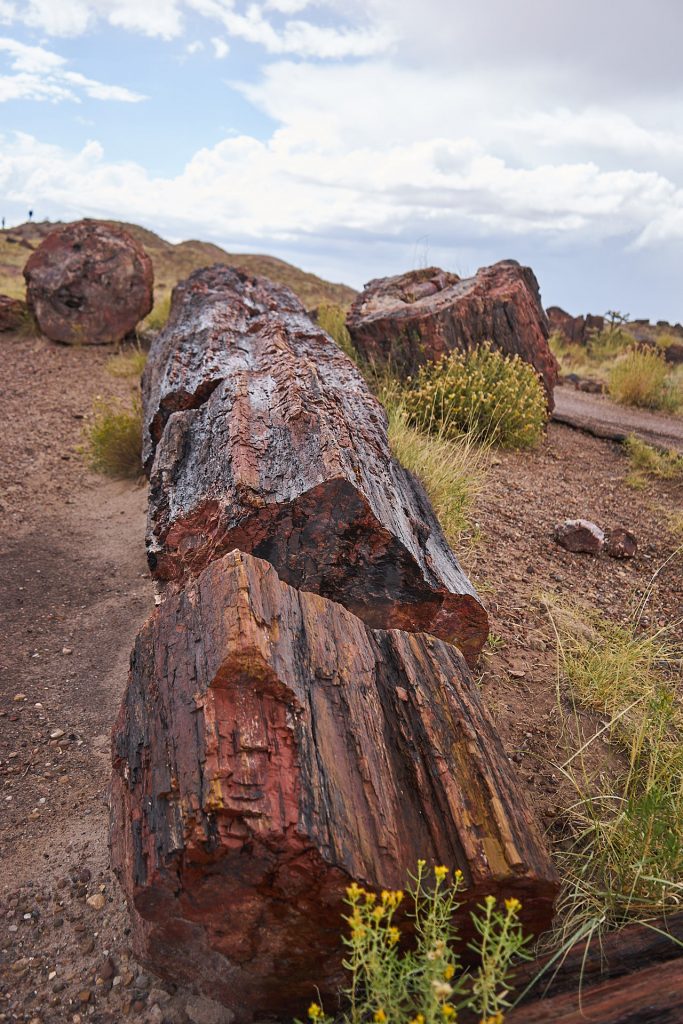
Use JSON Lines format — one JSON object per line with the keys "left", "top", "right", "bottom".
{"left": 402, "top": 344, "right": 548, "bottom": 449}
{"left": 298, "top": 863, "right": 530, "bottom": 1024}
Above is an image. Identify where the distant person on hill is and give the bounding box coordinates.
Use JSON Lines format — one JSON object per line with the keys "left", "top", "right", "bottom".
{"left": 1, "top": 217, "right": 4, "bottom": 230}
{"left": 28, "top": 209, "right": 33, "bottom": 221}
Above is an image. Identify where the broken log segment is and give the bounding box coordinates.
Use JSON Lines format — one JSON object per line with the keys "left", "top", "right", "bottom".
{"left": 111, "top": 550, "right": 558, "bottom": 1022}
{"left": 346, "top": 261, "right": 559, "bottom": 407}
{"left": 142, "top": 265, "right": 488, "bottom": 663}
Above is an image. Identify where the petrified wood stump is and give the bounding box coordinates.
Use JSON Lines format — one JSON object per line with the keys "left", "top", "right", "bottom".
{"left": 142, "top": 265, "right": 488, "bottom": 663}
{"left": 346, "top": 261, "right": 558, "bottom": 407}
{"left": 111, "top": 550, "right": 557, "bottom": 1022}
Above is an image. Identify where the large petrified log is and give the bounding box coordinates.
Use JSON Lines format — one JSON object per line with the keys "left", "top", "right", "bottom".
{"left": 23, "top": 219, "right": 153, "bottom": 345}
{"left": 111, "top": 550, "right": 558, "bottom": 1022}
{"left": 142, "top": 265, "right": 488, "bottom": 664}
{"left": 346, "top": 261, "right": 558, "bottom": 407}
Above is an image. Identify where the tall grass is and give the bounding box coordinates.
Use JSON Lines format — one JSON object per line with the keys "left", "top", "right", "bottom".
{"left": 85, "top": 396, "right": 143, "bottom": 479}
{"left": 385, "top": 397, "right": 487, "bottom": 545}
{"left": 142, "top": 292, "right": 172, "bottom": 333}
{"left": 608, "top": 347, "right": 681, "bottom": 412}
{"left": 317, "top": 302, "right": 356, "bottom": 361}
{"left": 546, "top": 596, "right": 683, "bottom": 947}
{"left": 106, "top": 343, "right": 148, "bottom": 379}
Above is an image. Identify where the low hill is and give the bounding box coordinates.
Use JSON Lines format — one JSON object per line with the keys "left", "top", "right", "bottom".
{"left": 0, "top": 219, "right": 356, "bottom": 311}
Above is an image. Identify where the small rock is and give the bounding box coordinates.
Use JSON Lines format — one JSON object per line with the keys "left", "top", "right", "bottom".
{"left": 62, "top": 647, "right": 73, "bottom": 655}
{"left": 86, "top": 893, "right": 106, "bottom": 911}
{"left": 78, "top": 990, "right": 91, "bottom": 1004}
{"left": 50, "top": 729, "right": 65, "bottom": 740}
{"left": 554, "top": 518, "right": 604, "bottom": 555}
{"left": 13, "top": 693, "right": 27, "bottom": 702}
{"left": 185, "top": 995, "right": 236, "bottom": 1024}
{"left": 605, "top": 527, "right": 637, "bottom": 560}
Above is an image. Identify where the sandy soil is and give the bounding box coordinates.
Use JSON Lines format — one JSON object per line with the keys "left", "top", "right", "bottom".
{"left": 1, "top": 329, "right": 681, "bottom": 1024}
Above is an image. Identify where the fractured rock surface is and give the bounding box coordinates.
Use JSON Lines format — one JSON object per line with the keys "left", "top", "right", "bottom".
{"left": 111, "top": 550, "right": 558, "bottom": 1022}
{"left": 24, "top": 219, "right": 153, "bottom": 345}
{"left": 346, "top": 261, "right": 558, "bottom": 406}
{"left": 0, "top": 294, "right": 26, "bottom": 332}
{"left": 143, "top": 265, "right": 488, "bottom": 663}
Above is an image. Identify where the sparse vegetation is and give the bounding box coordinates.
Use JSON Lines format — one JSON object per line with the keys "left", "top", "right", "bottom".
{"left": 608, "top": 347, "right": 681, "bottom": 412}
{"left": 106, "top": 343, "right": 148, "bottom": 379}
{"left": 385, "top": 398, "right": 487, "bottom": 544}
{"left": 547, "top": 598, "right": 683, "bottom": 947}
{"left": 624, "top": 435, "right": 683, "bottom": 487}
{"left": 85, "top": 395, "right": 143, "bottom": 479}
{"left": 317, "top": 302, "right": 356, "bottom": 360}
{"left": 299, "top": 863, "right": 530, "bottom": 1024}
{"left": 402, "top": 344, "right": 548, "bottom": 449}
{"left": 142, "top": 292, "right": 172, "bottom": 333}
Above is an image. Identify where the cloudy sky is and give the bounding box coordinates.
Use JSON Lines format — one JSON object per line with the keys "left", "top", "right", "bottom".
{"left": 1, "top": 0, "right": 682, "bottom": 319}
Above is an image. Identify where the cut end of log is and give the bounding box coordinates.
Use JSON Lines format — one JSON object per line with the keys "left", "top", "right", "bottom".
{"left": 111, "top": 550, "right": 557, "bottom": 1021}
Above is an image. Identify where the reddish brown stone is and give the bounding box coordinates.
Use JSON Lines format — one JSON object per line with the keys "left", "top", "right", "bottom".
{"left": 554, "top": 519, "right": 604, "bottom": 555}
{"left": 110, "top": 550, "right": 558, "bottom": 1023}
{"left": 346, "top": 261, "right": 558, "bottom": 406}
{"left": 23, "top": 219, "right": 153, "bottom": 345}
{"left": 143, "top": 265, "right": 488, "bottom": 664}
{"left": 605, "top": 528, "right": 637, "bottom": 559}
{"left": 0, "top": 294, "right": 26, "bottom": 332}
{"left": 546, "top": 306, "right": 605, "bottom": 346}
{"left": 663, "top": 342, "right": 683, "bottom": 365}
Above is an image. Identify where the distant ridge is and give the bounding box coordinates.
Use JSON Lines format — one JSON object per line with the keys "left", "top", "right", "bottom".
{"left": 0, "top": 219, "right": 356, "bottom": 310}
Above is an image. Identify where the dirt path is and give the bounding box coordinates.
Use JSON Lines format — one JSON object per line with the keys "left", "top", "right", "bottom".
{"left": 1, "top": 331, "right": 681, "bottom": 1024}
{"left": 553, "top": 384, "right": 683, "bottom": 453}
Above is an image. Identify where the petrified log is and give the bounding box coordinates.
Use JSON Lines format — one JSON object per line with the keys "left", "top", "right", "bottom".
{"left": 0, "top": 294, "right": 26, "bottom": 332}
{"left": 23, "top": 219, "right": 153, "bottom": 345}
{"left": 346, "top": 261, "right": 559, "bottom": 406}
{"left": 546, "top": 306, "right": 605, "bottom": 346}
{"left": 111, "top": 550, "right": 558, "bottom": 1022}
{"left": 142, "top": 265, "right": 488, "bottom": 663}
{"left": 506, "top": 958, "right": 683, "bottom": 1023}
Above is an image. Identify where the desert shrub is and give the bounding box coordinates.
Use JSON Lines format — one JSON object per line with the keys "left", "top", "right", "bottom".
{"left": 106, "top": 343, "right": 147, "bottom": 379}
{"left": 385, "top": 398, "right": 487, "bottom": 544}
{"left": 624, "top": 435, "right": 683, "bottom": 487}
{"left": 299, "top": 863, "right": 530, "bottom": 1024}
{"left": 608, "top": 347, "right": 681, "bottom": 412}
{"left": 402, "top": 344, "right": 548, "bottom": 449}
{"left": 142, "top": 292, "right": 172, "bottom": 333}
{"left": 546, "top": 599, "right": 683, "bottom": 945}
{"left": 317, "top": 302, "right": 356, "bottom": 361}
{"left": 587, "top": 325, "right": 633, "bottom": 361}
{"left": 85, "top": 396, "right": 143, "bottom": 479}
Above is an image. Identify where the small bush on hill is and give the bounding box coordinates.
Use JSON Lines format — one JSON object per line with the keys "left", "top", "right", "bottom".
{"left": 402, "top": 344, "right": 548, "bottom": 449}
{"left": 85, "top": 396, "right": 143, "bottom": 479}
{"left": 608, "top": 347, "right": 681, "bottom": 412}
{"left": 299, "top": 863, "right": 529, "bottom": 1024}
{"left": 385, "top": 398, "right": 487, "bottom": 544}
{"left": 317, "top": 302, "right": 356, "bottom": 361}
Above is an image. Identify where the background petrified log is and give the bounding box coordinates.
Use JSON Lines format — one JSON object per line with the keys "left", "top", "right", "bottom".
{"left": 346, "top": 261, "right": 558, "bottom": 407}
{"left": 546, "top": 305, "right": 605, "bottom": 346}
{"left": 111, "top": 550, "right": 557, "bottom": 1022}
{"left": 0, "top": 294, "right": 26, "bottom": 332}
{"left": 23, "top": 219, "right": 153, "bottom": 345}
{"left": 143, "top": 265, "right": 488, "bottom": 663}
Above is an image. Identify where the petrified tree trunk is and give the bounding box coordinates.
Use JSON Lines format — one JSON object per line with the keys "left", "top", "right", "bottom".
{"left": 142, "top": 265, "right": 488, "bottom": 664}
{"left": 346, "top": 261, "right": 558, "bottom": 407}
{"left": 111, "top": 550, "right": 558, "bottom": 1023}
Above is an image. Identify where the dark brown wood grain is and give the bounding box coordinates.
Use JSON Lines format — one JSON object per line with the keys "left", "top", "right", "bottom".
{"left": 142, "top": 265, "right": 488, "bottom": 663}
{"left": 111, "top": 550, "right": 557, "bottom": 1022}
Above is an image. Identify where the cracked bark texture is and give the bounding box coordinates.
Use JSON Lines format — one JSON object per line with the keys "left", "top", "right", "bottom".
{"left": 346, "top": 261, "right": 558, "bottom": 407}
{"left": 111, "top": 550, "right": 558, "bottom": 1022}
{"left": 142, "top": 265, "right": 488, "bottom": 664}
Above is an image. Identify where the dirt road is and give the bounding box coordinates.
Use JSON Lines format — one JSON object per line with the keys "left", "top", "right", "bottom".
{"left": 553, "top": 385, "right": 683, "bottom": 453}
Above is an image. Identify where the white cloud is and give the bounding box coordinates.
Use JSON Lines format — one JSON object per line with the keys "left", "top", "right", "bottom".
{"left": 0, "top": 35, "right": 145, "bottom": 102}
{"left": 210, "top": 35, "right": 229, "bottom": 57}
{"left": 186, "top": 39, "right": 204, "bottom": 53}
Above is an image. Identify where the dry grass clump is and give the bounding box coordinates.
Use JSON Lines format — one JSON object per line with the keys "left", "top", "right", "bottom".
{"left": 106, "top": 343, "right": 148, "bottom": 379}
{"left": 546, "top": 597, "right": 683, "bottom": 946}
{"left": 142, "top": 292, "right": 172, "bottom": 333}
{"left": 317, "top": 302, "right": 356, "bottom": 360}
{"left": 402, "top": 344, "right": 548, "bottom": 449}
{"left": 624, "top": 435, "right": 683, "bottom": 487}
{"left": 85, "top": 396, "right": 143, "bottom": 479}
{"left": 386, "top": 398, "right": 487, "bottom": 545}
{"left": 299, "top": 863, "right": 530, "bottom": 1024}
{"left": 608, "top": 347, "right": 681, "bottom": 412}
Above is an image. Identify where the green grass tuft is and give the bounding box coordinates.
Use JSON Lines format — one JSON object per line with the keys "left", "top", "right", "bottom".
{"left": 106, "top": 344, "right": 148, "bottom": 379}
{"left": 85, "top": 396, "right": 143, "bottom": 479}
{"left": 624, "top": 436, "right": 683, "bottom": 488}
{"left": 317, "top": 302, "right": 356, "bottom": 360}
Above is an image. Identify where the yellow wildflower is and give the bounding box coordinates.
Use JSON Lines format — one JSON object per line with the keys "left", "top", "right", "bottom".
{"left": 387, "top": 926, "right": 400, "bottom": 946}
{"left": 434, "top": 865, "right": 449, "bottom": 882}
{"left": 442, "top": 1006, "right": 457, "bottom": 1020}
{"left": 374, "top": 1010, "right": 387, "bottom": 1023}
{"left": 504, "top": 897, "right": 522, "bottom": 914}
{"left": 308, "top": 1003, "right": 322, "bottom": 1020}
{"left": 443, "top": 963, "right": 455, "bottom": 980}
